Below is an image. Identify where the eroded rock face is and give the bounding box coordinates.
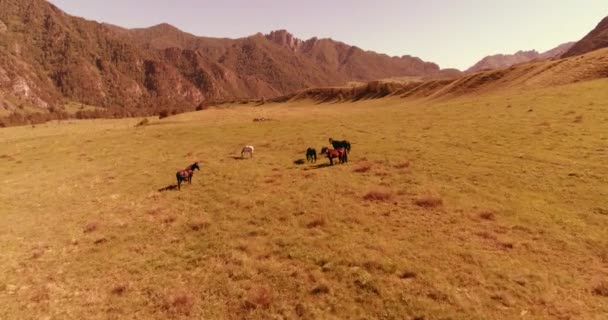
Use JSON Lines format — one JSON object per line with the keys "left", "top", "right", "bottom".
{"left": 265, "top": 30, "right": 303, "bottom": 52}
{"left": 0, "top": 20, "right": 7, "bottom": 33}
{"left": 12, "top": 77, "right": 32, "bottom": 98}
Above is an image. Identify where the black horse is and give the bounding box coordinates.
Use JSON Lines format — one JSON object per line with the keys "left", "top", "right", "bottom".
{"left": 329, "top": 138, "right": 351, "bottom": 162}
{"left": 176, "top": 162, "right": 200, "bottom": 190}
{"left": 306, "top": 148, "right": 317, "bottom": 163}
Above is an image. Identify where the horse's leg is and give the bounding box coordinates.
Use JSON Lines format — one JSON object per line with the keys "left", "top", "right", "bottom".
{"left": 177, "top": 177, "right": 181, "bottom": 190}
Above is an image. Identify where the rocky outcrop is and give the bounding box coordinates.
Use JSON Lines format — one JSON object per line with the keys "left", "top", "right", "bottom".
{"left": 265, "top": 30, "right": 303, "bottom": 52}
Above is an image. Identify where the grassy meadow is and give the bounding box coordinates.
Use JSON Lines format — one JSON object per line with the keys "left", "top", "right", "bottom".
{"left": 1, "top": 79, "right": 607, "bottom": 319}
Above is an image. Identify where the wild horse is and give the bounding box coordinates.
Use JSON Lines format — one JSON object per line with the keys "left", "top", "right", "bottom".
{"left": 306, "top": 148, "right": 317, "bottom": 163}
{"left": 176, "top": 162, "right": 200, "bottom": 190}
{"left": 329, "top": 138, "right": 351, "bottom": 162}
{"left": 320, "top": 147, "right": 347, "bottom": 166}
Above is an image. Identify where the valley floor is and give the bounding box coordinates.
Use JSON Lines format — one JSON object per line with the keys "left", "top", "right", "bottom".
{"left": 1, "top": 79, "right": 607, "bottom": 319}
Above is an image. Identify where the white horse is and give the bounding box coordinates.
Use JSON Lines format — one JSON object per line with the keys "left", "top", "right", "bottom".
{"left": 241, "top": 146, "right": 254, "bottom": 159}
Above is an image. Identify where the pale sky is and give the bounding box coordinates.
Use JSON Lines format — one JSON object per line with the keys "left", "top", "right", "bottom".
{"left": 47, "top": 0, "right": 608, "bottom": 70}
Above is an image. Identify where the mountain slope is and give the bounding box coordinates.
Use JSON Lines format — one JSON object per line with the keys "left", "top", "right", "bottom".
{"left": 280, "top": 47, "right": 608, "bottom": 103}
{"left": 466, "top": 42, "right": 575, "bottom": 73}
{"left": 0, "top": 0, "right": 458, "bottom": 122}
{"left": 563, "top": 15, "right": 608, "bottom": 58}
{"left": 0, "top": 0, "right": 209, "bottom": 117}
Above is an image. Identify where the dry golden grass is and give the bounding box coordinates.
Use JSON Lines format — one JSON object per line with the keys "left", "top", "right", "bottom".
{"left": 0, "top": 79, "right": 608, "bottom": 319}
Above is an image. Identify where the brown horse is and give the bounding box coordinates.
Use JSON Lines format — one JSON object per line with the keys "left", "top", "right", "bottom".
{"left": 176, "top": 162, "right": 200, "bottom": 190}
{"left": 320, "top": 147, "right": 346, "bottom": 166}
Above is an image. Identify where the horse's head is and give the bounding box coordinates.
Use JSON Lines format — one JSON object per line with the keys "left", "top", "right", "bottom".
{"left": 328, "top": 138, "right": 333, "bottom": 144}
{"left": 191, "top": 162, "right": 200, "bottom": 171}
{"left": 320, "top": 147, "right": 329, "bottom": 155}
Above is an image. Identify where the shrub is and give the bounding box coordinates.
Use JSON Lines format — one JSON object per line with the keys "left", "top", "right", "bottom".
{"left": 363, "top": 189, "right": 393, "bottom": 201}
{"left": 135, "top": 118, "right": 149, "bottom": 127}
{"left": 414, "top": 192, "right": 443, "bottom": 208}
{"left": 394, "top": 161, "right": 411, "bottom": 169}
{"left": 158, "top": 110, "right": 169, "bottom": 119}
{"left": 479, "top": 210, "right": 496, "bottom": 220}
{"left": 593, "top": 282, "right": 608, "bottom": 297}
{"left": 188, "top": 218, "right": 210, "bottom": 231}
{"left": 83, "top": 222, "right": 99, "bottom": 233}
{"left": 163, "top": 292, "right": 194, "bottom": 315}
{"left": 111, "top": 284, "right": 127, "bottom": 295}
{"left": 195, "top": 102, "right": 208, "bottom": 111}
{"left": 245, "top": 286, "right": 273, "bottom": 309}
{"left": 354, "top": 162, "right": 372, "bottom": 173}
{"left": 306, "top": 217, "right": 326, "bottom": 228}
{"left": 399, "top": 271, "right": 417, "bottom": 279}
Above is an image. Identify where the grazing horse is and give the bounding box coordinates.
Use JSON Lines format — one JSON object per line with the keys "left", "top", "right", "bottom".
{"left": 306, "top": 148, "right": 317, "bottom": 163}
{"left": 176, "top": 162, "right": 200, "bottom": 190}
{"left": 241, "top": 145, "right": 254, "bottom": 159}
{"left": 329, "top": 138, "right": 351, "bottom": 162}
{"left": 320, "top": 147, "right": 347, "bottom": 166}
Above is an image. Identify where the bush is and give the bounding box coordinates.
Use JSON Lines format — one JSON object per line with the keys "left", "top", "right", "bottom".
{"left": 135, "top": 118, "right": 149, "bottom": 127}
{"left": 158, "top": 110, "right": 169, "bottom": 119}
{"left": 354, "top": 162, "right": 372, "bottom": 173}
{"left": 195, "top": 102, "right": 208, "bottom": 111}
{"left": 414, "top": 192, "right": 443, "bottom": 208}
{"left": 363, "top": 189, "right": 393, "bottom": 201}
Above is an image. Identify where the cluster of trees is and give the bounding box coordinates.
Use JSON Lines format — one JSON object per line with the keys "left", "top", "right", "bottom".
{"left": 0, "top": 101, "right": 210, "bottom": 127}
{"left": 0, "top": 108, "right": 69, "bottom": 127}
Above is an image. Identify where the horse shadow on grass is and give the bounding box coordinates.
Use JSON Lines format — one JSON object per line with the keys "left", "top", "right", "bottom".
{"left": 230, "top": 156, "right": 245, "bottom": 160}
{"left": 158, "top": 184, "right": 178, "bottom": 192}
{"left": 303, "top": 163, "right": 332, "bottom": 170}
{"left": 293, "top": 159, "right": 306, "bottom": 165}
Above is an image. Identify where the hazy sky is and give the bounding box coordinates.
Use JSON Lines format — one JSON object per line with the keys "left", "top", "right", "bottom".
{"left": 47, "top": 0, "right": 608, "bottom": 70}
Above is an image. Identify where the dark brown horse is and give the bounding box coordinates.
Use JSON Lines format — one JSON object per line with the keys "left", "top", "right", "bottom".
{"left": 329, "top": 138, "right": 350, "bottom": 162}
{"left": 176, "top": 162, "right": 200, "bottom": 190}
{"left": 320, "top": 147, "right": 346, "bottom": 166}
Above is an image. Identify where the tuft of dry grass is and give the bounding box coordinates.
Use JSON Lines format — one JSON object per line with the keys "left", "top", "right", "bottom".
{"left": 593, "top": 282, "right": 608, "bottom": 297}
{"left": 353, "top": 161, "right": 373, "bottom": 173}
{"left": 363, "top": 188, "right": 393, "bottom": 201}
{"left": 399, "top": 271, "right": 417, "bottom": 279}
{"left": 135, "top": 118, "right": 149, "bottom": 127}
{"left": 306, "top": 217, "right": 326, "bottom": 229}
{"left": 188, "top": 218, "right": 210, "bottom": 231}
{"left": 162, "top": 216, "right": 176, "bottom": 224}
{"left": 310, "top": 284, "right": 330, "bottom": 295}
{"left": 478, "top": 210, "right": 496, "bottom": 221}
{"left": 163, "top": 291, "right": 195, "bottom": 316}
{"left": 111, "top": 284, "right": 127, "bottom": 296}
{"left": 394, "top": 161, "right": 411, "bottom": 169}
{"left": 83, "top": 222, "right": 99, "bottom": 233}
{"left": 94, "top": 237, "right": 108, "bottom": 245}
{"left": 245, "top": 286, "right": 273, "bottom": 309}
{"left": 414, "top": 191, "right": 443, "bottom": 208}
